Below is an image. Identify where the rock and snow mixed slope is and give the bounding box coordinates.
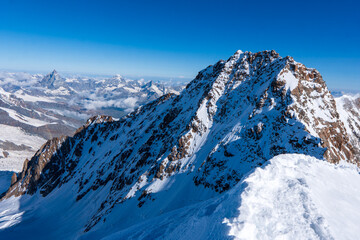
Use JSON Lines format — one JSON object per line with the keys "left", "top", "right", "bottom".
{"left": 335, "top": 94, "right": 360, "bottom": 160}
{"left": 1, "top": 154, "right": 359, "bottom": 240}
{"left": 104, "top": 154, "right": 360, "bottom": 240}
{"left": 0, "top": 50, "right": 359, "bottom": 239}
{"left": 0, "top": 71, "right": 183, "bottom": 171}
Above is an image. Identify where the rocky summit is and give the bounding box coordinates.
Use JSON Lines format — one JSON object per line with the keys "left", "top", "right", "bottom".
{"left": 0, "top": 50, "right": 359, "bottom": 239}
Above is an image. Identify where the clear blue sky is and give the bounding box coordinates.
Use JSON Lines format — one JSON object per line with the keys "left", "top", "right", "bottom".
{"left": 0, "top": 0, "right": 359, "bottom": 89}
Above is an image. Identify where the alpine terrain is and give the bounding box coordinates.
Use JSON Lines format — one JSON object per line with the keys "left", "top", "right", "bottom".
{"left": 0, "top": 50, "right": 359, "bottom": 239}
{"left": 0, "top": 71, "right": 183, "bottom": 172}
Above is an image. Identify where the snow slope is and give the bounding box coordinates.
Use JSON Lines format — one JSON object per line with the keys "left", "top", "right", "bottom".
{"left": 0, "top": 124, "right": 45, "bottom": 172}
{"left": 225, "top": 154, "right": 360, "bottom": 240}
{"left": 0, "top": 154, "right": 359, "bottom": 240}
{"left": 101, "top": 154, "right": 360, "bottom": 240}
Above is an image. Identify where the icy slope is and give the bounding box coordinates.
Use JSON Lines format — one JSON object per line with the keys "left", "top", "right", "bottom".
{"left": 102, "top": 154, "right": 360, "bottom": 240}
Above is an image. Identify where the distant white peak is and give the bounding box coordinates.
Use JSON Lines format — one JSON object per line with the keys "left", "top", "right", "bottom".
{"left": 340, "top": 93, "right": 360, "bottom": 99}
{"left": 113, "top": 74, "right": 123, "bottom": 80}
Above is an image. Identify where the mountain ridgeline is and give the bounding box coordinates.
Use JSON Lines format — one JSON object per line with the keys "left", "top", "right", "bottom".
{"left": 2, "top": 50, "right": 359, "bottom": 237}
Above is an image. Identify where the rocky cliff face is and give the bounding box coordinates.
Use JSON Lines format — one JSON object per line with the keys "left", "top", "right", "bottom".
{"left": 2, "top": 50, "right": 358, "bottom": 236}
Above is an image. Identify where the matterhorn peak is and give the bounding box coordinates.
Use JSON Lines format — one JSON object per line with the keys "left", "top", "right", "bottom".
{"left": 40, "top": 69, "right": 64, "bottom": 89}
{"left": 47, "top": 69, "right": 59, "bottom": 78}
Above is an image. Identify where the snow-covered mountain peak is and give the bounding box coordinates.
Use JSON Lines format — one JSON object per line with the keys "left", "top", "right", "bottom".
{"left": 186, "top": 49, "right": 356, "bottom": 162}
{"left": 1, "top": 50, "right": 359, "bottom": 237}
{"left": 113, "top": 74, "right": 123, "bottom": 80}
{"left": 40, "top": 69, "right": 64, "bottom": 88}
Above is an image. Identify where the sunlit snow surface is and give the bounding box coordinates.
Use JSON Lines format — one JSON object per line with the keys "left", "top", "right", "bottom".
{"left": 0, "top": 154, "right": 359, "bottom": 239}
{"left": 100, "top": 154, "right": 360, "bottom": 240}
{"left": 104, "top": 154, "right": 357, "bottom": 239}
{"left": 0, "top": 124, "right": 45, "bottom": 172}
{"left": 224, "top": 154, "right": 360, "bottom": 240}
{"left": 0, "top": 197, "right": 23, "bottom": 230}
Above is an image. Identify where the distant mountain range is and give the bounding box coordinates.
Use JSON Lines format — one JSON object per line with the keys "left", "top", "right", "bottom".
{"left": 0, "top": 50, "right": 359, "bottom": 239}
{"left": 0, "top": 70, "right": 184, "bottom": 171}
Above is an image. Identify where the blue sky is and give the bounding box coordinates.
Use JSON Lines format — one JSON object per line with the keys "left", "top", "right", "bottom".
{"left": 0, "top": 0, "right": 359, "bottom": 89}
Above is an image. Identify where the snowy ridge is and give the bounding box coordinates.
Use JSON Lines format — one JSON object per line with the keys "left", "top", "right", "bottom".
{"left": 0, "top": 50, "right": 359, "bottom": 239}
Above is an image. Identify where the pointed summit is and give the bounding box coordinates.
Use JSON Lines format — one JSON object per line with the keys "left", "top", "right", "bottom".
{"left": 40, "top": 69, "right": 64, "bottom": 88}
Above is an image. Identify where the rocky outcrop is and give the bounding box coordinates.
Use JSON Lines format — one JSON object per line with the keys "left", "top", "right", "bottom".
{"left": 285, "top": 60, "right": 355, "bottom": 163}
{"left": 4, "top": 136, "right": 69, "bottom": 197}
{"left": 10, "top": 172, "right": 17, "bottom": 186}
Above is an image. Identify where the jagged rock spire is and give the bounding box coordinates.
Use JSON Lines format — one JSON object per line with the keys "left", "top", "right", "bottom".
{"left": 40, "top": 69, "right": 63, "bottom": 88}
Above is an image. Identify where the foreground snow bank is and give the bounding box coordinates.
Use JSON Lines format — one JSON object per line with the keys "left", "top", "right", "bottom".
{"left": 104, "top": 154, "right": 360, "bottom": 240}
{"left": 225, "top": 154, "right": 360, "bottom": 240}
